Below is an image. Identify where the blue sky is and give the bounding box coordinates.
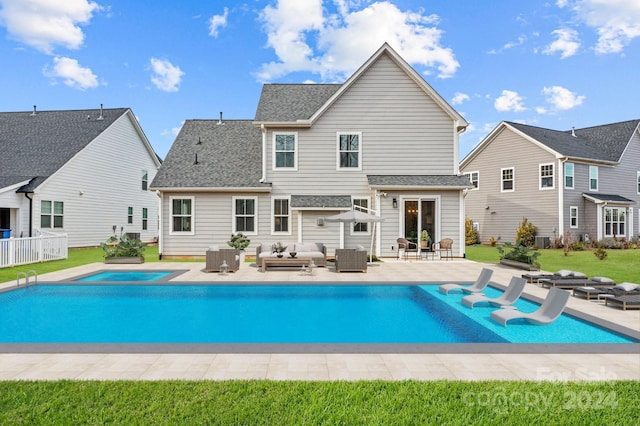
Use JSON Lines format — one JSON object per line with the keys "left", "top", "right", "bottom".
{"left": 1, "top": 0, "right": 639, "bottom": 160}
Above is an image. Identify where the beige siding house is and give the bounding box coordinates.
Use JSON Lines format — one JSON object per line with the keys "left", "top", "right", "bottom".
{"left": 151, "top": 44, "right": 471, "bottom": 258}
{"left": 461, "top": 120, "right": 640, "bottom": 245}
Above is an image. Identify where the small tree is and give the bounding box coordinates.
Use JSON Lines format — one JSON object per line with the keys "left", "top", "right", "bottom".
{"left": 465, "top": 218, "right": 479, "bottom": 245}
{"left": 516, "top": 217, "right": 537, "bottom": 247}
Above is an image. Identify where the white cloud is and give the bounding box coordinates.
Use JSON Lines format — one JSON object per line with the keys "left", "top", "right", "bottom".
{"left": 209, "top": 7, "right": 228, "bottom": 37}
{"left": 0, "top": 0, "right": 101, "bottom": 54}
{"left": 452, "top": 92, "right": 470, "bottom": 105}
{"left": 536, "top": 106, "right": 548, "bottom": 114}
{"left": 559, "top": 0, "right": 640, "bottom": 54}
{"left": 161, "top": 120, "right": 184, "bottom": 137}
{"left": 504, "top": 35, "right": 527, "bottom": 49}
{"left": 494, "top": 90, "right": 526, "bottom": 112}
{"left": 543, "top": 28, "right": 580, "bottom": 58}
{"left": 542, "top": 85, "right": 585, "bottom": 110}
{"left": 149, "top": 58, "right": 185, "bottom": 92}
{"left": 44, "top": 56, "right": 99, "bottom": 90}
{"left": 257, "top": 1, "right": 459, "bottom": 81}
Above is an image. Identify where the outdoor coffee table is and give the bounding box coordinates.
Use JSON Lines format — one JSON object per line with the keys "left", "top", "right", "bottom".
{"left": 261, "top": 256, "right": 311, "bottom": 272}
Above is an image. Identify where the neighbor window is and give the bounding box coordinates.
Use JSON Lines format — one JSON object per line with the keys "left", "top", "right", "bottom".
{"left": 234, "top": 197, "right": 256, "bottom": 234}
{"left": 273, "top": 198, "right": 290, "bottom": 234}
{"left": 337, "top": 132, "right": 361, "bottom": 170}
{"left": 171, "top": 197, "right": 193, "bottom": 233}
{"left": 273, "top": 133, "right": 297, "bottom": 169}
{"left": 127, "top": 207, "right": 133, "bottom": 224}
{"left": 142, "top": 208, "right": 148, "bottom": 231}
{"left": 589, "top": 166, "right": 598, "bottom": 191}
{"left": 540, "top": 163, "right": 554, "bottom": 189}
{"left": 352, "top": 198, "right": 369, "bottom": 233}
{"left": 40, "top": 200, "right": 64, "bottom": 229}
{"left": 604, "top": 207, "right": 625, "bottom": 237}
{"left": 570, "top": 206, "right": 578, "bottom": 228}
{"left": 501, "top": 167, "right": 514, "bottom": 192}
{"left": 464, "top": 171, "right": 479, "bottom": 189}
{"left": 142, "top": 170, "right": 148, "bottom": 190}
{"left": 564, "top": 163, "right": 574, "bottom": 189}
{"left": 637, "top": 171, "right": 640, "bottom": 194}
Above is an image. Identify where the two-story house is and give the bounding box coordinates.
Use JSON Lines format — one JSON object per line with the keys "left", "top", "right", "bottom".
{"left": 0, "top": 107, "right": 162, "bottom": 247}
{"left": 461, "top": 120, "right": 640, "bottom": 245}
{"left": 150, "top": 43, "right": 471, "bottom": 259}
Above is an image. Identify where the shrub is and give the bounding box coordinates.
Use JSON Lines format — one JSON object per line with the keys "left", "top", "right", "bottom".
{"left": 515, "top": 217, "right": 537, "bottom": 247}
{"left": 465, "top": 218, "right": 479, "bottom": 245}
{"left": 497, "top": 241, "right": 541, "bottom": 269}
{"left": 489, "top": 236, "right": 497, "bottom": 247}
{"left": 570, "top": 241, "right": 585, "bottom": 251}
{"left": 101, "top": 234, "right": 146, "bottom": 259}
{"left": 593, "top": 247, "right": 608, "bottom": 260}
{"left": 227, "top": 233, "right": 251, "bottom": 250}
{"left": 597, "top": 238, "right": 627, "bottom": 249}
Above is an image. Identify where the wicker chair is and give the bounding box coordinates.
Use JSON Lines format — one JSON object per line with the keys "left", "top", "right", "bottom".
{"left": 432, "top": 238, "right": 453, "bottom": 260}
{"left": 205, "top": 248, "right": 240, "bottom": 272}
{"left": 396, "top": 238, "right": 418, "bottom": 259}
{"left": 335, "top": 248, "right": 367, "bottom": 272}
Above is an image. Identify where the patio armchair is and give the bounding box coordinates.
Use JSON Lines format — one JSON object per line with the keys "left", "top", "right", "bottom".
{"left": 205, "top": 247, "right": 240, "bottom": 272}
{"left": 397, "top": 238, "right": 418, "bottom": 259}
{"left": 432, "top": 238, "right": 453, "bottom": 260}
{"left": 335, "top": 248, "right": 367, "bottom": 272}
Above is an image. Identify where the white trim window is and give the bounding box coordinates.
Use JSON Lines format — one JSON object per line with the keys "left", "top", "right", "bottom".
{"left": 127, "top": 207, "right": 133, "bottom": 224}
{"left": 464, "top": 171, "right": 479, "bottom": 189}
{"left": 142, "top": 170, "right": 148, "bottom": 190}
{"left": 233, "top": 197, "right": 257, "bottom": 235}
{"left": 170, "top": 197, "right": 194, "bottom": 234}
{"left": 272, "top": 197, "right": 290, "bottom": 234}
{"left": 273, "top": 133, "right": 297, "bottom": 170}
{"left": 604, "top": 207, "right": 625, "bottom": 237}
{"left": 636, "top": 171, "right": 640, "bottom": 194}
{"left": 501, "top": 167, "right": 514, "bottom": 192}
{"left": 564, "top": 163, "right": 574, "bottom": 189}
{"left": 352, "top": 198, "right": 370, "bottom": 234}
{"left": 337, "top": 132, "right": 362, "bottom": 170}
{"left": 142, "top": 207, "right": 148, "bottom": 231}
{"left": 539, "top": 163, "right": 554, "bottom": 189}
{"left": 41, "top": 200, "right": 64, "bottom": 228}
{"left": 589, "top": 166, "right": 598, "bottom": 191}
{"left": 570, "top": 206, "right": 578, "bottom": 228}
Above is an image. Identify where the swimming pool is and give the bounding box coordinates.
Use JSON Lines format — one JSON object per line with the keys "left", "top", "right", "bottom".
{"left": 0, "top": 284, "right": 636, "bottom": 347}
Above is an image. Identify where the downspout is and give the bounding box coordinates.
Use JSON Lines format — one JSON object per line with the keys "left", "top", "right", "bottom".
{"left": 259, "top": 124, "right": 267, "bottom": 183}
{"left": 558, "top": 158, "right": 566, "bottom": 239}
{"left": 24, "top": 192, "right": 33, "bottom": 237}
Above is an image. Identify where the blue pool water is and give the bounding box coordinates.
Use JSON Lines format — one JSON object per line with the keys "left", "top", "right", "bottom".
{"left": 0, "top": 284, "right": 635, "bottom": 344}
{"left": 75, "top": 271, "right": 174, "bottom": 282}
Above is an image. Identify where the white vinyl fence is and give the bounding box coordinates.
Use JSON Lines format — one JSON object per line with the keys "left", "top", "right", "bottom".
{"left": 0, "top": 233, "right": 68, "bottom": 268}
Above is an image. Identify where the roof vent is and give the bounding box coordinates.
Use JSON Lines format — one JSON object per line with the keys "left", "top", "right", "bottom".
{"left": 217, "top": 111, "right": 224, "bottom": 126}
{"left": 31, "top": 105, "right": 37, "bottom": 116}
{"left": 193, "top": 153, "right": 199, "bottom": 165}
{"left": 97, "top": 103, "right": 104, "bottom": 120}
{"left": 196, "top": 137, "right": 202, "bottom": 145}
{"left": 571, "top": 126, "right": 576, "bottom": 137}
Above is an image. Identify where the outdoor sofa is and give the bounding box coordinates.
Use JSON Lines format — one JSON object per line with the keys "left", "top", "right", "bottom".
{"left": 255, "top": 242, "right": 327, "bottom": 267}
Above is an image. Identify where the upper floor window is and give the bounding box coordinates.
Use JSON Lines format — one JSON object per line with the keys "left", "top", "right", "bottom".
{"left": 233, "top": 197, "right": 257, "bottom": 235}
{"left": 41, "top": 200, "right": 64, "bottom": 228}
{"left": 273, "top": 133, "right": 297, "bottom": 170}
{"left": 501, "top": 167, "right": 514, "bottom": 192}
{"left": 337, "top": 132, "right": 362, "bottom": 170}
{"left": 171, "top": 197, "right": 193, "bottom": 234}
{"left": 142, "top": 208, "right": 148, "bottom": 231}
{"left": 142, "top": 170, "right": 148, "bottom": 190}
{"left": 589, "top": 166, "right": 598, "bottom": 191}
{"left": 464, "top": 171, "right": 479, "bottom": 189}
{"left": 352, "top": 198, "right": 369, "bottom": 233}
{"left": 637, "top": 171, "right": 640, "bottom": 194}
{"left": 604, "top": 207, "right": 625, "bottom": 237}
{"left": 570, "top": 206, "right": 578, "bottom": 228}
{"left": 564, "top": 163, "right": 574, "bottom": 189}
{"left": 540, "top": 163, "right": 554, "bottom": 189}
{"left": 127, "top": 207, "right": 133, "bottom": 224}
{"left": 272, "top": 198, "right": 290, "bottom": 234}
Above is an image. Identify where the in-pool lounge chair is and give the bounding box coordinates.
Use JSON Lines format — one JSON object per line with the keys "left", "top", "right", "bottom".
{"left": 439, "top": 268, "right": 493, "bottom": 295}
{"left": 490, "top": 287, "right": 570, "bottom": 326}
{"left": 461, "top": 277, "right": 526, "bottom": 308}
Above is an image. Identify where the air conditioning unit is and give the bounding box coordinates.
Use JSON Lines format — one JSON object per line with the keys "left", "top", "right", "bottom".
{"left": 535, "top": 236, "right": 550, "bottom": 249}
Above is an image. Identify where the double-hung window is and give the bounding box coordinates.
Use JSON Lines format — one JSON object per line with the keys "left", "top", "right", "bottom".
{"left": 589, "top": 166, "right": 598, "bottom": 191}
{"left": 142, "top": 208, "right": 148, "bottom": 230}
{"left": 352, "top": 198, "right": 369, "bottom": 233}
{"left": 273, "top": 198, "right": 290, "bottom": 234}
{"left": 273, "top": 133, "right": 297, "bottom": 170}
{"left": 540, "top": 163, "right": 554, "bottom": 189}
{"left": 142, "top": 170, "right": 148, "bottom": 190}
{"left": 171, "top": 197, "right": 193, "bottom": 234}
{"left": 501, "top": 167, "right": 514, "bottom": 192}
{"left": 127, "top": 207, "right": 133, "bottom": 224}
{"left": 564, "top": 163, "right": 574, "bottom": 189}
{"left": 40, "top": 200, "right": 64, "bottom": 228}
{"left": 234, "top": 197, "right": 257, "bottom": 234}
{"left": 570, "top": 206, "right": 578, "bottom": 228}
{"left": 604, "top": 207, "right": 625, "bottom": 237}
{"left": 464, "top": 171, "right": 479, "bottom": 189}
{"left": 337, "top": 132, "right": 361, "bottom": 170}
{"left": 636, "top": 171, "right": 640, "bottom": 194}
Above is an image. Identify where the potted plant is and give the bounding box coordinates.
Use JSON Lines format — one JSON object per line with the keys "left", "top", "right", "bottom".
{"left": 420, "top": 229, "right": 431, "bottom": 250}
{"left": 271, "top": 242, "right": 287, "bottom": 258}
{"left": 227, "top": 233, "right": 250, "bottom": 263}
{"left": 101, "top": 233, "right": 146, "bottom": 264}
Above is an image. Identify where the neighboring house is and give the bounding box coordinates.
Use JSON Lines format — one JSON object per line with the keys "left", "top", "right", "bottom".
{"left": 0, "top": 107, "right": 162, "bottom": 247}
{"left": 150, "top": 43, "right": 471, "bottom": 259}
{"left": 460, "top": 119, "right": 640, "bottom": 245}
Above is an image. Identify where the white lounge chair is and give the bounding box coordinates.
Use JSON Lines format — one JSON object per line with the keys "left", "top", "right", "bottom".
{"left": 438, "top": 268, "right": 493, "bottom": 295}
{"left": 490, "top": 287, "right": 570, "bottom": 326}
{"left": 461, "top": 277, "right": 526, "bottom": 308}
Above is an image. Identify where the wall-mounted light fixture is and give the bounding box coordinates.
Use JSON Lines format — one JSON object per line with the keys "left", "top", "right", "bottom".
{"left": 317, "top": 217, "right": 325, "bottom": 226}
{"left": 392, "top": 198, "right": 398, "bottom": 209}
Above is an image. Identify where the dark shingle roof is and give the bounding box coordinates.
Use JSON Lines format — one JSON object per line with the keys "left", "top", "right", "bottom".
{"left": 254, "top": 84, "right": 341, "bottom": 122}
{"left": 367, "top": 175, "right": 474, "bottom": 188}
{"left": 290, "top": 195, "right": 352, "bottom": 209}
{"left": 150, "top": 120, "right": 268, "bottom": 189}
{"left": 507, "top": 119, "right": 639, "bottom": 162}
{"left": 583, "top": 193, "right": 636, "bottom": 204}
{"left": 0, "top": 108, "right": 129, "bottom": 190}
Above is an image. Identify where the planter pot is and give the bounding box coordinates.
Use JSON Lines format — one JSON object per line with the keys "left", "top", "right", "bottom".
{"left": 105, "top": 256, "right": 144, "bottom": 264}
{"left": 499, "top": 259, "right": 538, "bottom": 271}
